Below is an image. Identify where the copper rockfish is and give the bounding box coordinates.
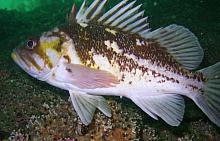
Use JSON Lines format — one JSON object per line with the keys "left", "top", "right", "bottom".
{"left": 11, "top": 0, "right": 220, "bottom": 127}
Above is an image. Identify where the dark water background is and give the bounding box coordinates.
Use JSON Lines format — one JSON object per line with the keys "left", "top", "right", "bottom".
{"left": 0, "top": 0, "right": 220, "bottom": 140}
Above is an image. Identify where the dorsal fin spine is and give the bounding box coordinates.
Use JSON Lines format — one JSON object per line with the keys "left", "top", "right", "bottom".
{"left": 131, "top": 23, "right": 148, "bottom": 33}
{"left": 90, "top": 0, "right": 107, "bottom": 20}
{"left": 81, "top": 0, "right": 100, "bottom": 22}
{"left": 140, "top": 29, "right": 151, "bottom": 36}
{"left": 110, "top": 4, "right": 142, "bottom": 27}
{"left": 76, "top": 0, "right": 86, "bottom": 22}
{"left": 104, "top": 1, "right": 137, "bottom": 25}
{"left": 123, "top": 17, "right": 148, "bottom": 31}
{"left": 144, "top": 28, "right": 162, "bottom": 38}
{"left": 98, "top": 0, "right": 128, "bottom": 22}
{"left": 117, "top": 11, "right": 144, "bottom": 28}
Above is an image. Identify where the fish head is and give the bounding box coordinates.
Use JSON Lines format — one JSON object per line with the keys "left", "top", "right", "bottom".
{"left": 11, "top": 28, "right": 67, "bottom": 80}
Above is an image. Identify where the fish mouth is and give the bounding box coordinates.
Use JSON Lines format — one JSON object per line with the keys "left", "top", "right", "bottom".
{"left": 11, "top": 48, "right": 28, "bottom": 71}
{"left": 11, "top": 48, "right": 39, "bottom": 78}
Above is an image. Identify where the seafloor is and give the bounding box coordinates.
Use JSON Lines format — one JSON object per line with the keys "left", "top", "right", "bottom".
{"left": 0, "top": 0, "right": 220, "bottom": 140}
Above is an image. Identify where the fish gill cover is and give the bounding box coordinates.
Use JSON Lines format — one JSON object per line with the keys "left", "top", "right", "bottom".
{"left": 0, "top": 0, "right": 220, "bottom": 140}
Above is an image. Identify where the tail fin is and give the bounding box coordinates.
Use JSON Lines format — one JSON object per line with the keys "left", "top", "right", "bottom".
{"left": 192, "top": 62, "right": 220, "bottom": 127}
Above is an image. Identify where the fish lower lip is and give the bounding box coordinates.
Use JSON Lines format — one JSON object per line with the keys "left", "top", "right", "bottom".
{"left": 11, "top": 50, "right": 27, "bottom": 70}
{"left": 11, "top": 50, "right": 43, "bottom": 79}
{"left": 11, "top": 51, "right": 17, "bottom": 61}
{"left": 11, "top": 50, "right": 20, "bottom": 65}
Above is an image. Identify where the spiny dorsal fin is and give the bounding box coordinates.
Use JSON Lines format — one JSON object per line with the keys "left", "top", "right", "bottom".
{"left": 74, "top": 1, "right": 203, "bottom": 70}
{"left": 75, "top": 0, "right": 150, "bottom": 36}
{"left": 67, "top": 3, "right": 77, "bottom": 23}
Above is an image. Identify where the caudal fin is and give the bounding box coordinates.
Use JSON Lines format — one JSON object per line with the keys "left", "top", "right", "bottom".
{"left": 192, "top": 62, "right": 220, "bottom": 127}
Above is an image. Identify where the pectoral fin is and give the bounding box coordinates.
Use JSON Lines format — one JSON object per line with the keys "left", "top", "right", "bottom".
{"left": 69, "top": 90, "right": 111, "bottom": 125}
{"left": 63, "top": 63, "right": 119, "bottom": 89}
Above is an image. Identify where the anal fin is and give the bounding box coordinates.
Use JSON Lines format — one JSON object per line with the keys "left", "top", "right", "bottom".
{"left": 130, "top": 93, "right": 185, "bottom": 126}
{"left": 69, "top": 90, "right": 111, "bottom": 125}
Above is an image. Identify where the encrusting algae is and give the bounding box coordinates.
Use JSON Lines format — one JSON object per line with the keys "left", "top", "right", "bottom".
{"left": 8, "top": 99, "right": 141, "bottom": 141}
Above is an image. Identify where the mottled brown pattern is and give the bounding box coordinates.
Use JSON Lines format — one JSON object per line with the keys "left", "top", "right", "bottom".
{"left": 62, "top": 22, "right": 205, "bottom": 82}
{"left": 63, "top": 55, "right": 71, "bottom": 63}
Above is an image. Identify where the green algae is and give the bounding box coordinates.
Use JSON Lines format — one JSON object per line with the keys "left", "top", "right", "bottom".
{"left": 0, "top": 0, "right": 86, "bottom": 11}
{"left": 0, "top": 0, "right": 220, "bottom": 140}
{"left": 0, "top": 0, "right": 38, "bottom": 11}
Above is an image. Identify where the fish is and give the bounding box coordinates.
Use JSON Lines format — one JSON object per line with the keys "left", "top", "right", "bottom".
{"left": 11, "top": 0, "right": 220, "bottom": 127}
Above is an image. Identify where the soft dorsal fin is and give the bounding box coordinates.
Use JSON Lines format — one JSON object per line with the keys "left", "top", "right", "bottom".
{"left": 144, "top": 24, "right": 204, "bottom": 70}
{"left": 75, "top": 0, "right": 150, "bottom": 36}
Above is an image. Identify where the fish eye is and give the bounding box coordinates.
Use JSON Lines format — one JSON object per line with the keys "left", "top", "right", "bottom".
{"left": 26, "top": 40, "right": 36, "bottom": 49}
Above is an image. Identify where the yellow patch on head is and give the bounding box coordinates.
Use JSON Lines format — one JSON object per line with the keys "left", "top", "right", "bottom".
{"left": 35, "top": 37, "right": 63, "bottom": 69}
{"left": 40, "top": 38, "right": 61, "bottom": 52}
